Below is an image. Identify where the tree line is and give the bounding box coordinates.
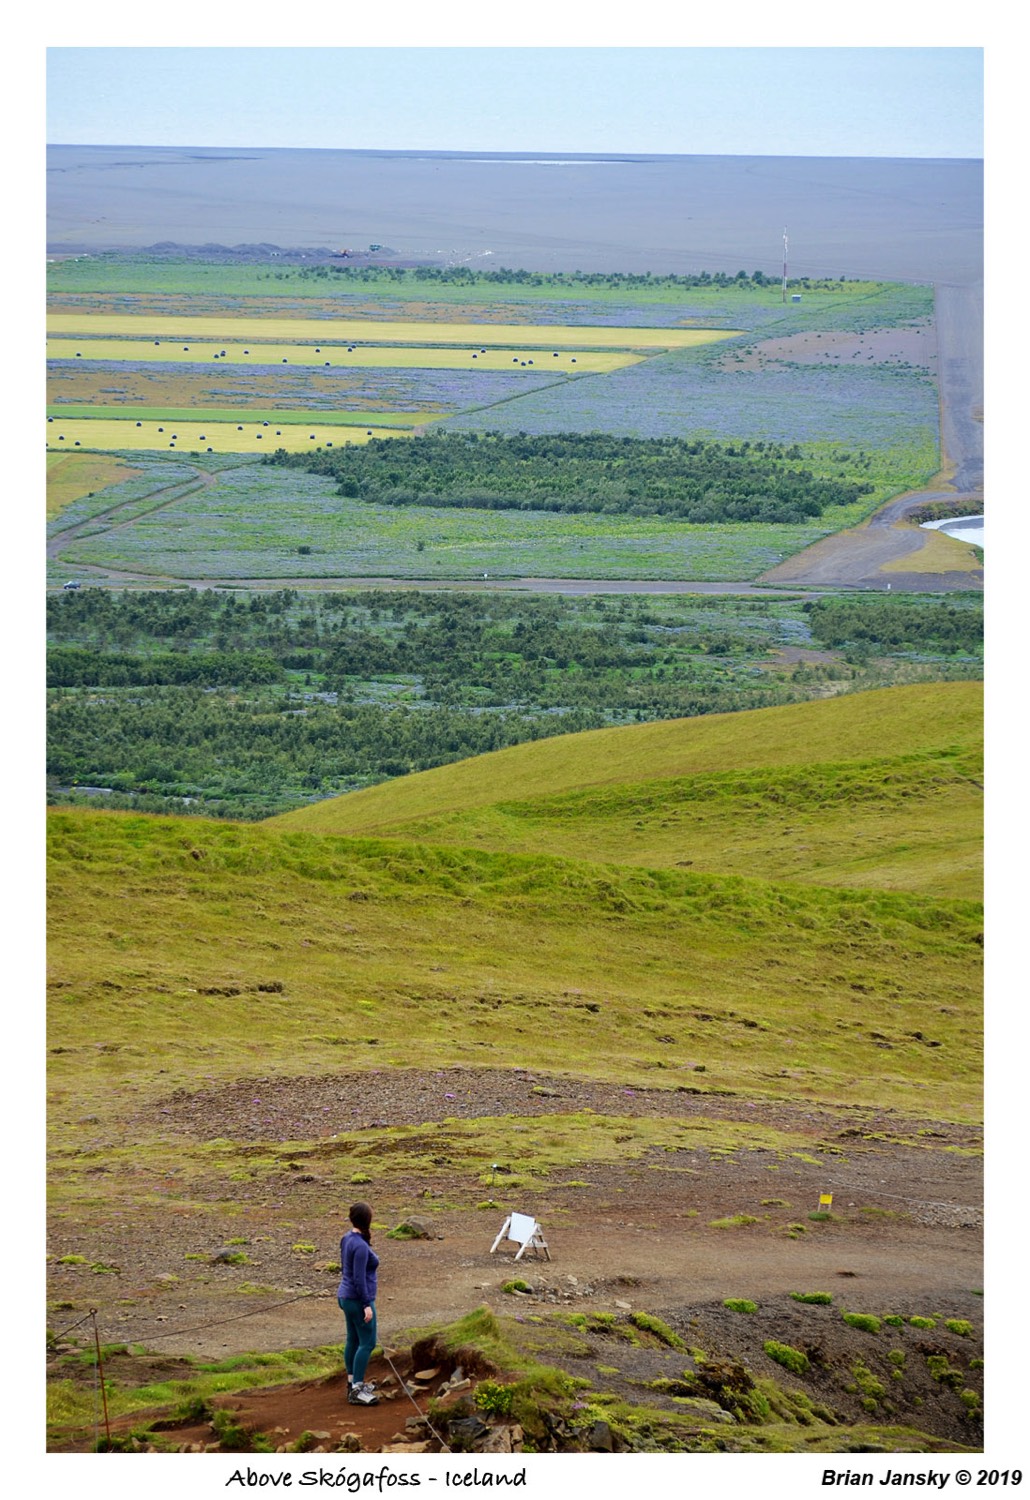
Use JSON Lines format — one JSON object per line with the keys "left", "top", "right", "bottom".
{"left": 47, "top": 587, "right": 979, "bottom": 820}
{"left": 265, "top": 431, "right": 873, "bottom": 525}
{"left": 805, "top": 597, "right": 983, "bottom": 655}
{"left": 296, "top": 265, "right": 851, "bottom": 292}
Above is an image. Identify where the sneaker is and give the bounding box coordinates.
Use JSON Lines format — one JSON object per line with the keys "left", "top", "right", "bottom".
{"left": 350, "top": 1383, "right": 379, "bottom": 1406}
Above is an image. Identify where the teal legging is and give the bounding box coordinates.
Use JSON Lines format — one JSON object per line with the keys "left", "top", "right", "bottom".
{"left": 339, "top": 1296, "right": 377, "bottom": 1384}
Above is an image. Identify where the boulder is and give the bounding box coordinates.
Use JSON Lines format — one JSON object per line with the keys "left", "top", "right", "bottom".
{"left": 394, "top": 1217, "right": 435, "bottom": 1240}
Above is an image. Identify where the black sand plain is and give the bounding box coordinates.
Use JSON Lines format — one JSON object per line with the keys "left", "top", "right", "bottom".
{"left": 47, "top": 145, "right": 982, "bottom": 284}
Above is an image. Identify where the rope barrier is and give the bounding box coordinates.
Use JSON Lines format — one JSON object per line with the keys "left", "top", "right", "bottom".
{"left": 115, "top": 1289, "right": 322, "bottom": 1344}
{"left": 46, "top": 1291, "right": 321, "bottom": 1369}
{"left": 48, "top": 1295, "right": 456, "bottom": 1451}
{"left": 379, "top": 1343, "right": 449, "bottom": 1449}
{"left": 49, "top": 1310, "right": 97, "bottom": 1343}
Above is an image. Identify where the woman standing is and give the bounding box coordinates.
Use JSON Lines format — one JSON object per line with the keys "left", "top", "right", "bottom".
{"left": 338, "top": 1202, "right": 381, "bottom": 1406}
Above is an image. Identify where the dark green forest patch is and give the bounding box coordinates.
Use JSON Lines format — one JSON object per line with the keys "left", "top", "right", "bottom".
{"left": 265, "top": 431, "right": 874, "bottom": 525}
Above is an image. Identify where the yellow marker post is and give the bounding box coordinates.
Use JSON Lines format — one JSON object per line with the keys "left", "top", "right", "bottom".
{"left": 818, "top": 1193, "right": 833, "bottom": 1209}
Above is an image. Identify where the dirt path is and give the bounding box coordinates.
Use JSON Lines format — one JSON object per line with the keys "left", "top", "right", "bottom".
{"left": 50, "top": 1069, "right": 982, "bottom": 1365}
{"left": 47, "top": 463, "right": 218, "bottom": 562}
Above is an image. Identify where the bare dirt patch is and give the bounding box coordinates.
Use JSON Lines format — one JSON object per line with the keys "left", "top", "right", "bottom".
{"left": 49, "top": 1068, "right": 981, "bottom": 1361}
{"left": 714, "top": 325, "right": 937, "bottom": 374}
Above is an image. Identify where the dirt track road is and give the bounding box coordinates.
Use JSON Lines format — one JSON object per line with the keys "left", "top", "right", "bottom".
{"left": 759, "top": 282, "right": 984, "bottom": 592}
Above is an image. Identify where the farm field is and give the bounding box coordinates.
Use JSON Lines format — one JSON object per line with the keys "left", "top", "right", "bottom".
{"left": 47, "top": 405, "right": 427, "bottom": 428}
{"left": 43, "top": 256, "right": 915, "bottom": 316}
{"left": 46, "top": 313, "right": 729, "bottom": 350}
{"left": 46, "top": 267, "right": 948, "bottom": 591}
{"left": 46, "top": 451, "right": 143, "bottom": 519}
{"left": 45, "top": 460, "right": 877, "bottom": 583}
{"left": 46, "top": 338, "right": 644, "bottom": 371}
{"left": 46, "top": 418, "right": 406, "bottom": 455}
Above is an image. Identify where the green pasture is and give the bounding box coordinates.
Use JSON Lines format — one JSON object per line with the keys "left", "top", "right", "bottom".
{"left": 43, "top": 458, "right": 862, "bottom": 583}
{"left": 44, "top": 258, "right": 898, "bottom": 311}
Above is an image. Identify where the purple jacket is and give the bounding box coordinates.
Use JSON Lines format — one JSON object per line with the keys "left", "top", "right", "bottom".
{"left": 338, "top": 1231, "right": 379, "bottom": 1305}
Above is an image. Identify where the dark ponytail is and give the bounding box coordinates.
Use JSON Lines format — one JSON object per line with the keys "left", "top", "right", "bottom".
{"left": 349, "top": 1201, "right": 372, "bottom": 1244}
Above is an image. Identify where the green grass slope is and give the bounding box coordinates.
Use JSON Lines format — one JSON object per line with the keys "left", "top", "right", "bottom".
{"left": 269, "top": 683, "right": 982, "bottom": 899}
{"left": 48, "top": 802, "right": 982, "bottom": 1127}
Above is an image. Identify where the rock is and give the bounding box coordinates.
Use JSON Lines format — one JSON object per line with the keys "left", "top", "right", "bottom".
{"left": 395, "top": 1217, "right": 435, "bottom": 1239}
{"left": 478, "top": 1426, "right": 514, "bottom": 1454}
{"left": 614, "top": 1299, "right": 632, "bottom": 1310}
{"left": 446, "top": 1378, "right": 471, "bottom": 1394}
{"left": 382, "top": 1441, "right": 433, "bottom": 1454}
{"left": 415, "top": 1366, "right": 440, "bottom": 1381}
{"left": 679, "top": 1397, "right": 735, "bottom": 1426}
{"left": 588, "top": 1420, "right": 613, "bottom": 1452}
{"left": 448, "top": 1416, "right": 489, "bottom": 1445}
{"left": 336, "top": 1434, "right": 362, "bottom": 1452}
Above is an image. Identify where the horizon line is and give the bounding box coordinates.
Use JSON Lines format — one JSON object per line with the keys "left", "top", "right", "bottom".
{"left": 46, "top": 141, "right": 984, "bottom": 163}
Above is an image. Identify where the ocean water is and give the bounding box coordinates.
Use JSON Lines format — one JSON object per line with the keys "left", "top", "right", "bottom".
{"left": 46, "top": 146, "right": 982, "bottom": 284}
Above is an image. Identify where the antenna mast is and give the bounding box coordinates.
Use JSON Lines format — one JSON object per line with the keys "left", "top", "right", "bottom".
{"left": 782, "top": 228, "right": 788, "bottom": 303}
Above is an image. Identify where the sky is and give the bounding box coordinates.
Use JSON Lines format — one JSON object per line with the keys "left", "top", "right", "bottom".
{"left": 45, "top": 45, "right": 983, "bottom": 159}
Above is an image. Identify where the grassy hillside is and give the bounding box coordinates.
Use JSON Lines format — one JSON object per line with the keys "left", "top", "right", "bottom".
{"left": 270, "top": 683, "right": 982, "bottom": 899}
{"left": 48, "top": 824, "right": 981, "bottom": 1135}
{"left": 46, "top": 680, "right": 983, "bottom": 1459}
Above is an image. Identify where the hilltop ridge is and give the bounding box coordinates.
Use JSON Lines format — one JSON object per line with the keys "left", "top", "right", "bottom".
{"left": 269, "top": 682, "right": 982, "bottom": 899}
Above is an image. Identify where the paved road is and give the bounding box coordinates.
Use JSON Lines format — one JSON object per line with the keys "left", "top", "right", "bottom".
{"left": 50, "top": 566, "right": 826, "bottom": 597}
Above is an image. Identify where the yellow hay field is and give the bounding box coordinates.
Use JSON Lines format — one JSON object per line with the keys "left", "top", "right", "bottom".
{"left": 46, "top": 452, "right": 144, "bottom": 518}
{"left": 46, "top": 339, "right": 642, "bottom": 373}
{"left": 45, "top": 419, "right": 410, "bottom": 456}
{"left": 46, "top": 314, "right": 741, "bottom": 352}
